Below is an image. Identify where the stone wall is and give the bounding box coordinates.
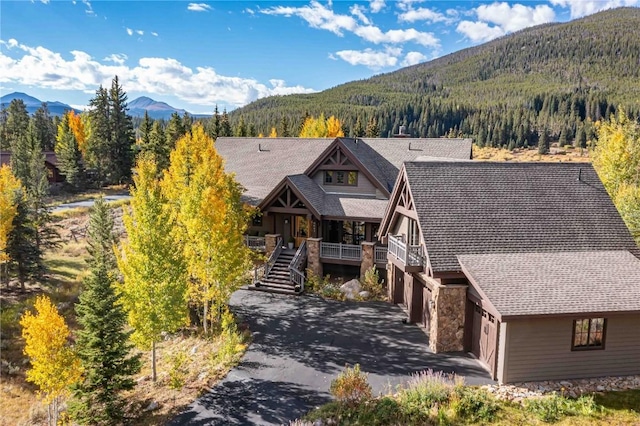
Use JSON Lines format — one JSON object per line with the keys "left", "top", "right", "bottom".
{"left": 265, "top": 234, "right": 281, "bottom": 257}
{"left": 429, "top": 284, "right": 467, "bottom": 353}
{"left": 360, "top": 242, "right": 375, "bottom": 277}
{"left": 306, "top": 238, "right": 322, "bottom": 277}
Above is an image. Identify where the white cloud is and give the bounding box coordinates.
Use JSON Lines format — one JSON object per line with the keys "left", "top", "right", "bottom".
{"left": 82, "top": 0, "right": 95, "bottom": 16}
{"left": 456, "top": 21, "right": 505, "bottom": 43}
{"left": 151, "top": 32, "right": 158, "bottom": 37}
{"left": 401, "top": 51, "right": 427, "bottom": 66}
{"left": 476, "top": 2, "right": 555, "bottom": 32}
{"left": 456, "top": 2, "right": 555, "bottom": 43}
{"left": 103, "top": 53, "right": 128, "bottom": 65}
{"left": 39, "top": 0, "right": 50, "bottom": 4}
{"left": 187, "top": 3, "right": 212, "bottom": 12}
{"left": 398, "top": 7, "right": 451, "bottom": 23}
{"left": 370, "top": 0, "right": 385, "bottom": 13}
{"left": 0, "top": 39, "right": 316, "bottom": 108}
{"left": 126, "top": 27, "right": 133, "bottom": 36}
{"left": 334, "top": 47, "right": 400, "bottom": 69}
{"left": 262, "top": 1, "right": 439, "bottom": 48}
{"left": 550, "top": 0, "right": 639, "bottom": 19}
{"left": 136, "top": 30, "right": 144, "bottom": 36}
{"left": 350, "top": 4, "right": 371, "bottom": 25}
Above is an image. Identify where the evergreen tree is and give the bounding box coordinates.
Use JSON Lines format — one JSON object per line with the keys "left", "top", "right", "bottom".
{"left": 165, "top": 112, "right": 185, "bottom": 152}
{"left": 6, "top": 188, "right": 41, "bottom": 290}
{"left": 141, "top": 120, "right": 170, "bottom": 172}
{"left": 87, "top": 86, "right": 111, "bottom": 185}
{"left": 207, "top": 105, "right": 221, "bottom": 140}
{"left": 575, "top": 125, "right": 587, "bottom": 148}
{"left": 5, "top": 99, "right": 30, "bottom": 151}
{"left": 108, "top": 76, "right": 135, "bottom": 184}
{"left": 558, "top": 127, "right": 568, "bottom": 147}
{"left": 353, "top": 116, "right": 365, "bottom": 137}
{"left": 56, "top": 114, "right": 85, "bottom": 190}
{"left": 220, "top": 109, "right": 231, "bottom": 137}
{"left": 538, "top": 129, "right": 549, "bottom": 154}
{"left": 280, "top": 115, "right": 290, "bottom": 137}
{"left": 139, "top": 111, "right": 153, "bottom": 147}
{"left": 69, "top": 198, "right": 141, "bottom": 425}
{"left": 32, "top": 104, "right": 56, "bottom": 151}
{"left": 234, "top": 116, "right": 247, "bottom": 137}
{"left": 181, "top": 112, "right": 192, "bottom": 135}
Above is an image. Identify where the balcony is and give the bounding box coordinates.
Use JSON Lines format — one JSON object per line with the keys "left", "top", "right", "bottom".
{"left": 320, "top": 242, "right": 362, "bottom": 262}
{"left": 244, "top": 235, "right": 266, "bottom": 251}
{"left": 387, "top": 235, "right": 425, "bottom": 271}
{"left": 375, "top": 245, "right": 388, "bottom": 265}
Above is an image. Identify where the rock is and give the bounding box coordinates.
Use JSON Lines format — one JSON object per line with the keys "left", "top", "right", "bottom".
{"left": 596, "top": 385, "right": 605, "bottom": 392}
{"left": 358, "top": 291, "right": 370, "bottom": 299}
{"left": 340, "top": 279, "right": 361, "bottom": 300}
{"left": 190, "top": 345, "right": 199, "bottom": 355}
{"left": 144, "top": 401, "right": 159, "bottom": 412}
{"left": 197, "top": 372, "right": 208, "bottom": 381}
{"left": 56, "top": 302, "right": 71, "bottom": 312}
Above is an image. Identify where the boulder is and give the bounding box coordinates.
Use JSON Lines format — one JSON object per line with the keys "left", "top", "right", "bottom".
{"left": 358, "top": 291, "right": 371, "bottom": 299}
{"left": 340, "top": 279, "right": 361, "bottom": 300}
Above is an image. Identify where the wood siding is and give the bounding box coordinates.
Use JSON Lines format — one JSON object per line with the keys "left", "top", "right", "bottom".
{"left": 499, "top": 315, "right": 640, "bottom": 383}
{"left": 311, "top": 171, "right": 378, "bottom": 196}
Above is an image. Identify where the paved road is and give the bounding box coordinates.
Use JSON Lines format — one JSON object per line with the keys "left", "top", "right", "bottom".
{"left": 52, "top": 194, "right": 130, "bottom": 213}
{"left": 171, "top": 290, "right": 493, "bottom": 426}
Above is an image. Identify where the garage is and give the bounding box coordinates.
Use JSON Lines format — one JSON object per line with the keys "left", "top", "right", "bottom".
{"left": 470, "top": 300, "right": 498, "bottom": 378}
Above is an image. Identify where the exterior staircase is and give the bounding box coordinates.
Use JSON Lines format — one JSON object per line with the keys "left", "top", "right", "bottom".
{"left": 250, "top": 249, "right": 299, "bottom": 295}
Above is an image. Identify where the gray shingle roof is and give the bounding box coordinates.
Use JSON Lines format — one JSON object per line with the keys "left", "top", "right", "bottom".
{"left": 287, "top": 174, "right": 387, "bottom": 220}
{"left": 404, "top": 161, "right": 639, "bottom": 273}
{"left": 339, "top": 138, "right": 472, "bottom": 192}
{"left": 215, "top": 138, "right": 333, "bottom": 205}
{"left": 458, "top": 251, "right": 640, "bottom": 317}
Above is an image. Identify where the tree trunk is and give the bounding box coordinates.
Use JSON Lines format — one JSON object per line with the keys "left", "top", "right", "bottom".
{"left": 203, "top": 302, "right": 208, "bottom": 335}
{"left": 151, "top": 340, "right": 157, "bottom": 382}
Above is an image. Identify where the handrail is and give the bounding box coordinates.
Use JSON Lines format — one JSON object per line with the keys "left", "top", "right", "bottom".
{"left": 388, "top": 235, "right": 424, "bottom": 267}
{"left": 320, "top": 242, "right": 362, "bottom": 260}
{"left": 288, "top": 240, "right": 307, "bottom": 293}
{"left": 253, "top": 237, "right": 283, "bottom": 285}
{"left": 375, "top": 245, "right": 387, "bottom": 264}
{"left": 244, "top": 235, "right": 266, "bottom": 251}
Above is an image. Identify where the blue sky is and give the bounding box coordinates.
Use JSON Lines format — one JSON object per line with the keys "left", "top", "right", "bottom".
{"left": 1, "top": 0, "right": 637, "bottom": 114}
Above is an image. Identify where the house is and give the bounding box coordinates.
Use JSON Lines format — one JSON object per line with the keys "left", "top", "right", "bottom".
{"left": 0, "top": 151, "right": 64, "bottom": 183}
{"left": 214, "top": 136, "right": 473, "bottom": 293}
{"left": 378, "top": 161, "right": 640, "bottom": 383}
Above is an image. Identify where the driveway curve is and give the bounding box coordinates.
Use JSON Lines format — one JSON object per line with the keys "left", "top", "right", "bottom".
{"left": 171, "top": 289, "right": 493, "bottom": 425}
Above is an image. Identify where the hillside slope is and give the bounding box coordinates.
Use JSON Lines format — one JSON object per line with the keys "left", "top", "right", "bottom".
{"left": 229, "top": 7, "right": 640, "bottom": 145}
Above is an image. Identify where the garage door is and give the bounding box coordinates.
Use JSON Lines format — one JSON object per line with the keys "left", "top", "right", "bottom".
{"left": 471, "top": 302, "right": 498, "bottom": 376}
{"left": 392, "top": 266, "right": 404, "bottom": 304}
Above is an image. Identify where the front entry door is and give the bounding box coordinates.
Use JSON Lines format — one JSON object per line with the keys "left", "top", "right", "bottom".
{"left": 282, "top": 216, "right": 292, "bottom": 247}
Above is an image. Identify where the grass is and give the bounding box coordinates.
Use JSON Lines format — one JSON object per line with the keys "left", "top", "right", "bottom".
{"left": 301, "top": 367, "right": 640, "bottom": 426}
{"left": 472, "top": 145, "right": 592, "bottom": 163}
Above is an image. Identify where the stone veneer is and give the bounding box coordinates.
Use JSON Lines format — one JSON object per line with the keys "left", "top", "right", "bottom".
{"left": 360, "top": 242, "right": 375, "bottom": 277}
{"left": 306, "top": 238, "right": 323, "bottom": 277}
{"left": 264, "top": 234, "right": 281, "bottom": 257}
{"left": 429, "top": 284, "right": 467, "bottom": 352}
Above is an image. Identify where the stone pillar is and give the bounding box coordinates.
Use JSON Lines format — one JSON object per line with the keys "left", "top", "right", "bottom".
{"left": 306, "top": 237, "right": 322, "bottom": 278}
{"left": 429, "top": 284, "right": 467, "bottom": 353}
{"left": 360, "top": 242, "right": 375, "bottom": 277}
{"left": 387, "top": 261, "right": 394, "bottom": 302}
{"left": 265, "top": 234, "right": 281, "bottom": 257}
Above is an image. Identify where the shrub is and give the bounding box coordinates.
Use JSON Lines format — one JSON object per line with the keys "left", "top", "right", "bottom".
{"left": 168, "top": 350, "right": 190, "bottom": 391}
{"left": 360, "top": 266, "right": 384, "bottom": 299}
{"left": 451, "top": 386, "right": 500, "bottom": 423}
{"left": 396, "top": 370, "right": 462, "bottom": 417}
{"left": 523, "top": 392, "right": 600, "bottom": 423}
{"left": 330, "top": 364, "right": 373, "bottom": 407}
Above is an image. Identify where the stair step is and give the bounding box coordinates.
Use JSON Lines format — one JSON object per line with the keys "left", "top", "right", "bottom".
{"left": 259, "top": 280, "right": 296, "bottom": 289}
{"left": 263, "top": 278, "right": 293, "bottom": 286}
{"left": 249, "top": 285, "right": 298, "bottom": 296}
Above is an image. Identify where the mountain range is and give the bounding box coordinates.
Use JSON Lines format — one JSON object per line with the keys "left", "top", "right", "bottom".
{"left": 0, "top": 93, "right": 205, "bottom": 120}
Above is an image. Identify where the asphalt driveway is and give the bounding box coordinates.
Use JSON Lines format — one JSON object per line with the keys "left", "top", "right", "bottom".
{"left": 171, "top": 289, "right": 493, "bottom": 425}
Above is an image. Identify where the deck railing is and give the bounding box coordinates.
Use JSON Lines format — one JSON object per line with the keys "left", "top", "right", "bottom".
{"left": 244, "top": 235, "right": 266, "bottom": 251}
{"left": 320, "top": 242, "right": 362, "bottom": 261}
{"left": 375, "top": 245, "right": 388, "bottom": 264}
{"left": 387, "top": 235, "right": 424, "bottom": 267}
{"left": 253, "top": 237, "right": 282, "bottom": 284}
{"left": 289, "top": 241, "right": 307, "bottom": 292}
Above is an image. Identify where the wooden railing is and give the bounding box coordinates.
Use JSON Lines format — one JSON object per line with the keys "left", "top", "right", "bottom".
{"left": 253, "top": 237, "right": 282, "bottom": 284}
{"left": 288, "top": 241, "right": 307, "bottom": 292}
{"left": 387, "top": 235, "right": 424, "bottom": 267}
{"left": 320, "top": 242, "right": 362, "bottom": 261}
{"left": 244, "top": 235, "right": 266, "bottom": 251}
{"left": 375, "top": 245, "right": 388, "bottom": 264}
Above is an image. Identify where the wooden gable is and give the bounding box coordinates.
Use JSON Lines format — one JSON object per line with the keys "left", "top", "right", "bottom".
{"left": 380, "top": 166, "right": 418, "bottom": 236}
{"left": 316, "top": 146, "right": 355, "bottom": 170}
{"left": 259, "top": 177, "right": 322, "bottom": 220}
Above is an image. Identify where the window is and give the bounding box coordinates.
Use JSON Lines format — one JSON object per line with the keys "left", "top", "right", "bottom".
{"left": 252, "top": 215, "right": 262, "bottom": 227}
{"left": 323, "top": 170, "right": 358, "bottom": 186}
{"left": 572, "top": 318, "right": 606, "bottom": 350}
{"left": 408, "top": 219, "right": 419, "bottom": 246}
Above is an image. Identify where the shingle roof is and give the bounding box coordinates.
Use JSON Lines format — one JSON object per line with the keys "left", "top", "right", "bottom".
{"left": 287, "top": 174, "right": 388, "bottom": 220}
{"left": 339, "top": 138, "right": 472, "bottom": 192}
{"left": 404, "top": 161, "right": 640, "bottom": 272}
{"left": 215, "top": 138, "right": 333, "bottom": 205}
{"left": 458, "top": 251, "right": 640, "bottom": 317}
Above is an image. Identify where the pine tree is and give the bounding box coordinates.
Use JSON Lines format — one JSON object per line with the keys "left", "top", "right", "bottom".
{"left": 56, "top": 113, "right": 85, "bottom": 190}
{"left": 87, "top": 86, "right": 111, "bottom": 185}
{"left": 116, "top": 154, "right": 188, "bottom": 381}
{"left": 234, "top": 116, "right": 247, "bottom": 137}
{"left": 220, "top": 109, "right": 231, "bottom": 137}
{"left": 575, "top": 125, "right": 587, "bottom": 148}
{"left": 365, "top": 116, "right": 380, "bottom": 137}
{"left": 6, "top": 187, "right": 41, "bottom": 289}
{"left": 0, "top": 166, "right": 21, "bottom": 265}
{"left": 140, "top": 120, "right": 169, "bottom": 172}
{"left": 32, "top": 104, "right": 56, "bottom": 151}
{"left": 280, "top": 115, "right": 290, "bottom": 137}
{"left": 69, "top": 198, "right": 141, "bottom": 425}
{"left": 108, "top": 76, "right": 135, "bottom": 184}
{"left": 538, "top": 129, "right": 549, "bottom": 154}
{"left": 139, "top": 111, "right": 153, "bottom": 147}
{"left": 165, "top": 112, "right": 185, "bottom": 152}
{"left": 207, "top": 105, "right": 221, "bottom": 140}
{"left": 5, "top": 99, "right": 30, "bottom": 152}
{"left": 353, "top": 116, "right": 365, "bottom": 137}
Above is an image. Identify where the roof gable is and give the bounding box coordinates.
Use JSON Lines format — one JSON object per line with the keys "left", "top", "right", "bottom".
{"left": 403, "top": 161, "right": 639, "bottom": 273}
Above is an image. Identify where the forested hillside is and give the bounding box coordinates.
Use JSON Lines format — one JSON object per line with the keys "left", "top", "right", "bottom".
{"left": 226, "top": 7, "right": 640, "bottom": 148}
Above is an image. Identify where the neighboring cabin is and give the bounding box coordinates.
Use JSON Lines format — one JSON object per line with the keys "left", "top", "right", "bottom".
{"left": 0, "top": 151, "right": 64, "bottom": 183}
{"left": 378, "top": 161, "right": 640, "bottom": 383}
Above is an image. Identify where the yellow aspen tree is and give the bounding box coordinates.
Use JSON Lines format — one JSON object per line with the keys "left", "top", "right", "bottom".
{"left": 116, "top": 154, "right": 188, "bottom": 381}
{"left": 0, "top": 165, "right": 22, "bottom": 263}
{"left": 268, "top": 127, "right": 277, "bottom": 138}
{"left": 67, "top": 110, "right": 87, "bottom": 155}
{"left": 20, "top": 295, "right": 81, "bottom": 426}
{"left": 326, "top": 115, "right": 345, "bottom": 137}
{"left": 162, "top": 124, "right": 252, "bottom": 334}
